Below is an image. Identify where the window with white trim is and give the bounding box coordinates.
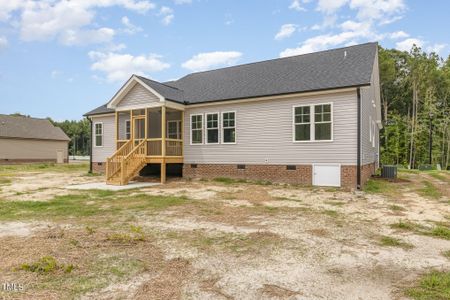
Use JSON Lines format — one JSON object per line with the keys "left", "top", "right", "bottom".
{"left": 222, "top": 112, "right": 236, "bottom": 143}
{"left": 191, "top": 114, "right": 203, "bottom": 144}
{"left": 167, "top": 120, "right": 181, "bottom": 139}
{"left": 294, "top": 106, "right": 311, "bottom": 141}
{"left": 293, "top": 104, "right": 332, "bottom": 142}
{"left": 206, "top": 113, "right": 219, "bottom": 144}
{"left": 314, "top": 104, "right": 332, "bottom": 140}
{"left": 125, "top": 120, "right": 131, "bottom": 140}
{"left": 94, "top": 123, "right": 103, "bottom": 147}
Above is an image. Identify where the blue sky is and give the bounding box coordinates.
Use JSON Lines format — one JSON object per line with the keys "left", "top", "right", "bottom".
{"left": 0, "top": 0, "right": 448, "bottom": 120}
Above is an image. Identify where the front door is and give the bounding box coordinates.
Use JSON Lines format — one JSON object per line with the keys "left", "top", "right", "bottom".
{"left": 133, "top": 117, "right": 145, "bottom": 146}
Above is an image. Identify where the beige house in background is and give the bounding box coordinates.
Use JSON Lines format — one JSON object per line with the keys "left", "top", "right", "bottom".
{"left": 85, "top": 43, "right": 381, "bottom": 189}
{"left": 0, "top": 114, "right": 70, "bottom": 164}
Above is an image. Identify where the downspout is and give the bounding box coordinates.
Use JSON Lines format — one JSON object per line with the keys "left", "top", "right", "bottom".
{"left": 88, "top": 117, "right": 93, "bottom": 173}
{"left": 357, "top": 88, "right": 362, "bottom": 190}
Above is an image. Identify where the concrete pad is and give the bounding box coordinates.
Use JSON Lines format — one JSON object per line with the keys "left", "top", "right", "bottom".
{"left": 66, "top": 181, "right": 160, "bottom": 191}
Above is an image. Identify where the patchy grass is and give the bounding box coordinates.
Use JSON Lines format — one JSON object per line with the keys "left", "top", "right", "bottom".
{"left": 0, "top": 192, "right": 190, "bottom": 221}
{"left": 378, "top": 235, "right": 414, "bottom": 249}
{"left": 406, "top": 271, "right": 450, "bottom": 300}
{"left": 418, "top": 181, "right": 442, "bottom": 200}
{"left": 323, "top": 209, "right": 339, "bottom": 218}
{"left": 390, "top": 220, "right": 420, "bottom": 231}
{"left": 441, "top": 250, "right": 450, "bottom": 259}
{"left": 213, "top": 177, "right": 247, "bottom": 185}
{"left": 20, "top": 256, "right": 74, "bottom": 274}
{"left": 0, "top": 162, "right": 89, "bottom": 173}
{"left": 427, "top": 171, "right": 450, "bottom": 183}
{"left": 363, "top": 179, "right": 399, "bottom": 197}
{"left": 429, "top": 226, "right": 450, "bottom": 240}
{"left": 389, "top": 204, "right": 406, "bottom": 211}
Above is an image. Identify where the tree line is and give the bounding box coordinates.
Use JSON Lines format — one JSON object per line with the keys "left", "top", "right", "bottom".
{"left": 379, "top": 45, "right": 450, "bottom": 169}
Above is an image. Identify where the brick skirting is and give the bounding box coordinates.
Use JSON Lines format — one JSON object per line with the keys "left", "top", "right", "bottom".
{"left": 184, "top": 163, "right": 376, "bottom": 188}
{"left": 92, "top": 162, "right": 106, "bottom": 173}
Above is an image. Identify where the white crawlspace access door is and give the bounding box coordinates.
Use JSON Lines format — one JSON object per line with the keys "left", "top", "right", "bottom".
{"left": 313, "top": 164, "right": 341, "bottom": 187}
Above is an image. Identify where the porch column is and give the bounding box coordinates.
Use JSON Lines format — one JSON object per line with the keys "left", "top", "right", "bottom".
{"left": 145, "top": 108, "right": 148, "bottom": 154}
{"left": 161, "top": 105, "right": 166, "bottom": 183}
{"left": 115, "top": 111, "right": 119, "bottom": 149}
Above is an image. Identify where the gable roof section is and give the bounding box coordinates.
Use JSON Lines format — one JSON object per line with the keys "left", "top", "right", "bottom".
{"left": 0, "top": 114, "right": 70, "bottom": 141}
{"left": 85, "top": 42, "right": 377, "bottom": 115}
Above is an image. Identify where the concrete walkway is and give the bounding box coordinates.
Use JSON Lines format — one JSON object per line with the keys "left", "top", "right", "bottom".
{"left": 66, "top": 181, "right": 159, "bottom": 191}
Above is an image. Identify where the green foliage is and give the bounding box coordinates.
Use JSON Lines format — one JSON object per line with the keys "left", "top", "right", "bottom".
{"left": 406, "top": 271, "right": 450, "bottom": 300}
{"left": 379, "top": 45, "right": 450, "bottom": 170}
{"left": 47, "top": 118, "right": 91, "bottom": 156}
{"left": 20, "top": 256, "right": 74, "bottom": 274}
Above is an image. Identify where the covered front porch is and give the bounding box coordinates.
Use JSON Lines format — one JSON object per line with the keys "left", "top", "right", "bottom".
{"left": 106, "top": 105, "right": 184, "bottom": 185}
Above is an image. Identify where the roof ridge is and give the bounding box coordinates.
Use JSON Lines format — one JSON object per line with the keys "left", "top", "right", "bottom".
{"left": 135, "top": 75, "right": 182, "bottom": 91}
{"left": 176, "top": 42, "right": 378, "bottom": 79}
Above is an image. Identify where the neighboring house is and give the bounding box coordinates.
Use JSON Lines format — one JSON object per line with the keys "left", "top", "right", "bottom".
{"left": 84, "top": 42, "right": 381, "bottom": 189}
{"left": 0, "top": 114, "right": 70, "bottom": 164}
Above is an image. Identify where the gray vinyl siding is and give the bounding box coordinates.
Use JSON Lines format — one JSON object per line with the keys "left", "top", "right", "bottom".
{"left": 0, "top": 138, "right": 68, "bottom": 160}
{"left": 117, "top": 83, "right": 160, "bottom": 107}
{"left": 183, "top": 90, "right": 358, "bottom": 165}
{"left": 91, "top": 115, "right": 115, "bottom": 163}
{"left": 361, "top": 52, "right": 380, "bottom": 165}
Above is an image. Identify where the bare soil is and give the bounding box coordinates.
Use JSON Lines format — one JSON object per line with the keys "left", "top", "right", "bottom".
{"left": 0, "top": 166, "right": 449, "bottom": 299}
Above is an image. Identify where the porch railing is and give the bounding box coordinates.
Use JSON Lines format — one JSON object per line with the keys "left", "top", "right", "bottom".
{"left": 106, "top": 139, "right": 133, "bottom": 180}
{"left": 166, "top": 139, "right": 183, "bottom": 156}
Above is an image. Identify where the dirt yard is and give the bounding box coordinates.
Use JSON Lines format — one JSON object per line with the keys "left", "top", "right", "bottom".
{"left": 0, "top": 163, "right": 449, "bottom": 299}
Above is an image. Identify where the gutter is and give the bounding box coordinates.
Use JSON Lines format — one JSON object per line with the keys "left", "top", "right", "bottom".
{"left": 356, "top": 88, "right": 362, "bottom": 190}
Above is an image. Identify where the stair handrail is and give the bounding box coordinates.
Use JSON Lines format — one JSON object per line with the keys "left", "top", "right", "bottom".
{"left": 120, "top": 139, "right": 147, "bottom": 184}
{"left": 106, "top": 139, "right": 133, "bottom": 180}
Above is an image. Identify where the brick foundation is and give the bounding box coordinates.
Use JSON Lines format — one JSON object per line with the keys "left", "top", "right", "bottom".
{"left": 341, "top": 163, "right": 376, "bottom": 188}
{"left": 183, "top": 163, "right": 312, "bottom": 185}
{"left": 184, "top": 163, "right": 377, "bottom": 189}
{"left": 92, "top": 162, "right": 106, "bottom": 173}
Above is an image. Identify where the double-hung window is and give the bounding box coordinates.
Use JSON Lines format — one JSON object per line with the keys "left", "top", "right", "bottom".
{"left": 191, "top": 114, "right": 203, "bottom": 144}
{"left": 314, "top": 104, "right": 332, "bottom": 140}
{"left": 222, "top": 112, "right": 236, "bottom": 143}
{"left": 293, "top": 103, "right": 332, "bottom": 142}
{"left": 94, "top": 123, "right": 103, "bottom": 147}
{"left": 206, "top": 113, "right": 219, "bottom": 144}
{"left": 294, "top": 106, "right": 311, "bottom": 141}
{"left": 125, "top": 120, "right": 131, "bottom": 140}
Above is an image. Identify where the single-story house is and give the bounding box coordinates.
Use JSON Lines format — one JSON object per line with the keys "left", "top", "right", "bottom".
{"left": 0, "top": 114, "right": 70, "bottom": 164}
{"left": 84, "top": 42, "right": 381, "bottom": 189}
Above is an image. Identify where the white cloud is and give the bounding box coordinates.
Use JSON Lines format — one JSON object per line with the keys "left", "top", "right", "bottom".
{"left": 159, "top": 6, "right": 174, "bottom": 25}
{"left": 121, "top": 16, "right": 142, "bottom": 34}
{"left": 275, "top": 24, "right": 297, "bottom": 40}
{"left": 59, "top": 28, "right": 115, "bottom": 46}
{"left": 0, "top": 0, "right": 155, "bottom": 46}
{"left": 395, "top": 38, "right": 423, "bottom": 52}
{"left": 389, "top": 30, "right": 409, "bottom": 39}
{"left": 89, "top": 51, "right": 170, "bottom": 82}
{"left": 173, "top": 0, "right": 192, "bottom": 4}
{"left": 51, "top": 70, "right": 62, "bottom": 78}
{"left": 0, "top": 36, "right": 7, "bottom": 48}
{"left": 316, "top": 0, "right": 348, "bottom": 14}
{"left": 427, "top": 43, "right": 447, "bottom": 54}
{"left": 182, "top": 51, "right": 243, "bottom": 72}
{"left": 311, "top": 14, "right": 337, "bottom": 30}
{"left": 280, "top": 20, "right": 379, "bottom": 57}
{"left": 289, "top": 0, "right": 306, "bottom": 11}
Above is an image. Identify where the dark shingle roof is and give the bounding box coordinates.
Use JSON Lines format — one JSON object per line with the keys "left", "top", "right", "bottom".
{"left": 85, "top": 42, "right": 377, "bottom": 115}
{"left": 0, "top": 114, "right": 70, "bottom": 141}
{"left": 84, "top": 104, "right": 114, "bottom": 116}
